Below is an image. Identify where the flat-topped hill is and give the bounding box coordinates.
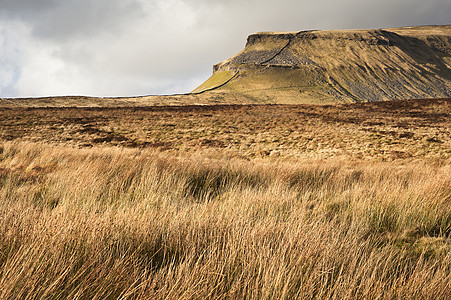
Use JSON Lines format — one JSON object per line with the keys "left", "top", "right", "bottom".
{"left": 2, "top": 25, "right": 449, "bottom": 107}
{"left": 193, "top": 25, "right": 451, "bottom": 104}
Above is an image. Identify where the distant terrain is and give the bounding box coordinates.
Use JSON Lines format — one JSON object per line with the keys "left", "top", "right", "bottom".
{"left": 1, "top": 25, "right": 450, "bottom": 107}
{"left": 194, "top": 25, "right": 451, "bottom": 104}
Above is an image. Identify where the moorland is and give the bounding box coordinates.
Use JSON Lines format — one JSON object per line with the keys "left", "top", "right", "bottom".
{"left": 0, "top": 98, "right": 449, "bottom": 299}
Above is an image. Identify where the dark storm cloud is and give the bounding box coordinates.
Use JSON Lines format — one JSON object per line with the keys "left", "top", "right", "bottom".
{"left": 0, "top": 0, "right": 58, "bottom": 14}
{"left": 0, "top": 0, "right": 146, "bottom": 40}
{"left": 0, "top": 0, "right": 449, "bottom": 97}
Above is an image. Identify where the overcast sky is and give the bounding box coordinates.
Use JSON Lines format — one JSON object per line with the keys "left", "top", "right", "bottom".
{"left": 0, "top": 0, "right": 450, "bottom": 98}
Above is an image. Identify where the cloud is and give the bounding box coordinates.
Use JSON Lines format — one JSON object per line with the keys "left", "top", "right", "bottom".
{"left": 0, "top": 0, "right": 145, "bottom": 40}
{"left": 0, "top": 0, "right": 449, "bottom": 97}
{"left": 0, "top": 0, "right": 58, "bottom": 15}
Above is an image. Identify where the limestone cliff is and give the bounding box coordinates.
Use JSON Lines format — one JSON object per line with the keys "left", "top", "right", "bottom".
{"left": 193, "top": 25, "right": 451, "bottom": 103}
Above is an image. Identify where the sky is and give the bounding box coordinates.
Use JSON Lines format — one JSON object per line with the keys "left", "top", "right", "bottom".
{"left": 0, "top": 0, "right": 450, "bottom": 98}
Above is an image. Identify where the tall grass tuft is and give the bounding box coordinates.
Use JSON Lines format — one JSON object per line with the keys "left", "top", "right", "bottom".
{"left": 0, "top": 142, "right": 449, "bottom": 299}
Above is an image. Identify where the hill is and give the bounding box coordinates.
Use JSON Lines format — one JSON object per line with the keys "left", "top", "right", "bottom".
{"left": 193, "top": 25, "right": 451, "bottom": 104}
{"left": 1, "top": 25, "right": 450, "bottom": 107}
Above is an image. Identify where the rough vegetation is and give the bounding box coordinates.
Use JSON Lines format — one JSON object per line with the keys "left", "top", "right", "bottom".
{"left": 0, "top": 142, "right": 449, "bottom": 299}
{"left": 0, "top": 99, "right": 450, "bottom": 299}
{"left": 0, "top": 99, "right": 449, "bottom": 161}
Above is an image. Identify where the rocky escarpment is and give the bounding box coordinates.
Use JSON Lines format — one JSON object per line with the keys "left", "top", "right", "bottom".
{"left": 194, "top": 26, "right": 451, "bottom": 103}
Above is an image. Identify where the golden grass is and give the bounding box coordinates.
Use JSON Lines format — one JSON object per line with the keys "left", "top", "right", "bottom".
{"left": 0, "top": 99, "right": 449, "bottom": 161}
{"left": 0, "top": 141, "right": 449, "bottom": 299}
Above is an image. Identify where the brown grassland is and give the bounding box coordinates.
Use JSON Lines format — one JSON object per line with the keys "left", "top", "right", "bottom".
{"left": 0, "top": 98, "right": 450, "bottom": 299}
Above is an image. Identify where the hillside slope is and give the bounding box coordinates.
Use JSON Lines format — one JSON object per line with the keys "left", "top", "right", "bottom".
{"left": 194, "top": 25, "right": 451, "bottom": 104}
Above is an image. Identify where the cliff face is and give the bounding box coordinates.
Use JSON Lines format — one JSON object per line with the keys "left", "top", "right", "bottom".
{"left": 194, "top": 26, "right": 451, "bottom": 103}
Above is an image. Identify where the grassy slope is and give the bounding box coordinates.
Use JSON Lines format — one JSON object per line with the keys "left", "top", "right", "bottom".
{"left": 213, "top": 68, "right": 338, "bottom": 104}
{"left": 191, "top": 70, "right": 235, "bottom": 94}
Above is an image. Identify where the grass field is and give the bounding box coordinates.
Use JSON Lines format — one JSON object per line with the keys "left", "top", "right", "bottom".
{"left": 0, "top": 99, "right": 449, "bottom": 161}
{"left": 0, "top": 99, "right": 450, "bottom": 299}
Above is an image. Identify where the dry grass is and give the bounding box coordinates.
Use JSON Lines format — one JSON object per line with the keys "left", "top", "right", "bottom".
{"left": 0, "top": 99, "right": 449, "bottom": 161}
{"left": 0, "top": 99, "right": 449, "bottom": 298}
{"left": 0, "top": 141, "right": 449, "bottom": 299}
